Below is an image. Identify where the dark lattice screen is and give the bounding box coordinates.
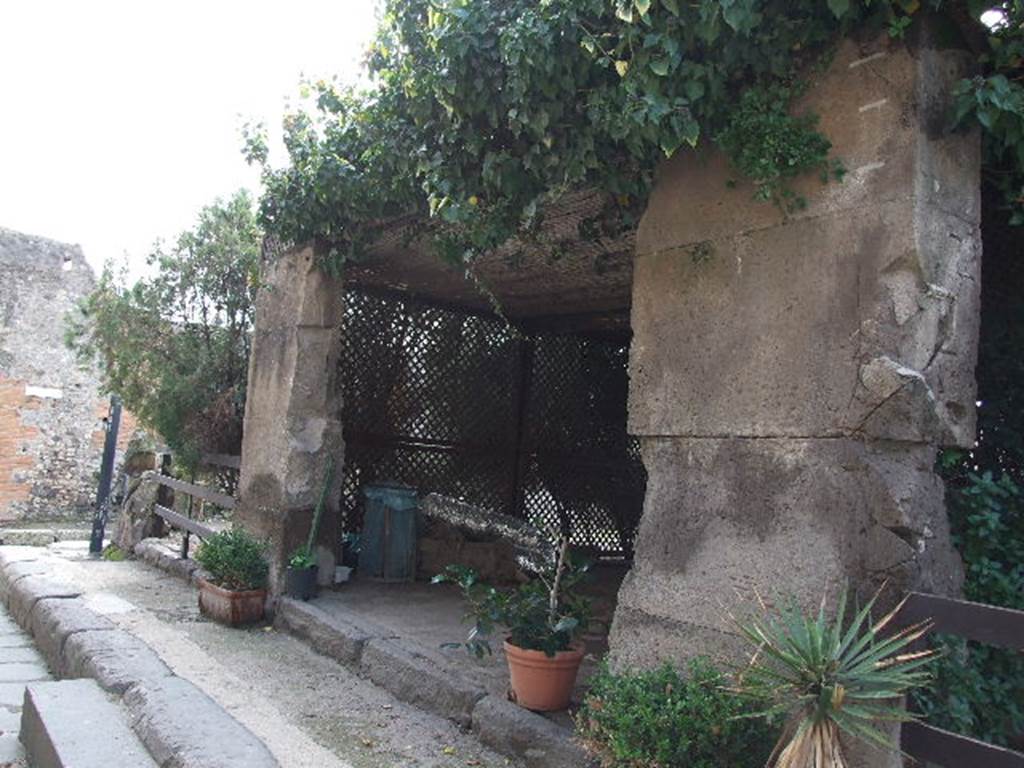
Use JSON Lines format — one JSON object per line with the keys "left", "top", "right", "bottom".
{"left": 519, "top": 335, "right": 647, "bottom": 556}
{"left": 338, "top": 288, "right": 646, "bottom": 557}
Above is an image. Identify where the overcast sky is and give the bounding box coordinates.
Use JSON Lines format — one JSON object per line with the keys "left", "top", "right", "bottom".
{"left": 0, "top": 0, "right": 379, "bottom": 274}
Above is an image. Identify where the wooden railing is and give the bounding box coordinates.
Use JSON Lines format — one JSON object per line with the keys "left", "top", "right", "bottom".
{"left": 152, "top": 454, "right": 239, "bottom": 558}
{"left": 898, "top": 592, "right": 1024, "bottom": 768}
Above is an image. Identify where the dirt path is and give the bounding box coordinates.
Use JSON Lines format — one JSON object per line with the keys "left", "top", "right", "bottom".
{"left": 43, "top": 543, "right": 519, "bottom": 768}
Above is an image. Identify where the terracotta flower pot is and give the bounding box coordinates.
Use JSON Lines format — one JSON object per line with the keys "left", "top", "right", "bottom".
{"left": 197, "top": 578, "right": 266, "bottom": 626}
{"left": 503, "top": 640, "right": 585, "bottom": 711}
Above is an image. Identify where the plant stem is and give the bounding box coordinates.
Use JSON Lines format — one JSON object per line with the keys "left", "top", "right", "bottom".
{"left": 549, "top": 537, "right": 569, "bottom": 628}
{"left": 306, "top": 460, "right": 334, "bottom": 553}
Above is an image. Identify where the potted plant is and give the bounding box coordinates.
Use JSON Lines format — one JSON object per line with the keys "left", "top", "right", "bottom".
{"left": 194, "top": 527, "right": 269, "bottom": 626}
{"left": 285, "top": 461, "right": 333, "bottom": 600}
{"left": 435, "top": 539, "right": 591, "bottom": 711}
{"left": 285, "top": 545, "right": 318, "bottom": 600}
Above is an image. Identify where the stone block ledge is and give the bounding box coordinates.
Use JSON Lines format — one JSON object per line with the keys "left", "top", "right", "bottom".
{"left": 134, "top": 539, "right": 209, "bottom": 585}
{"left": 274, "top": 597, "right": 594, "bottom": 768}
{"left": 0, "top": 545, "right": 279, "bottom": 768}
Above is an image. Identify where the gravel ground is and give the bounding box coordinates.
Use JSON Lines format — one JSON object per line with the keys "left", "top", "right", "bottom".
{"left": 43, "top": 543, "right": 522, "bottom": 768}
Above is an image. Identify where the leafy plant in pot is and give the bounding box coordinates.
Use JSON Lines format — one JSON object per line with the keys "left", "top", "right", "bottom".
{"left": 435, "top": 539, "right": 591, "bottom": 711}
{"left": 285, "top": 462, "right": 333, "bottom": 601}
{"left": 194, "top": 527, "right": 269, "bottom": 626}
{"left": 286, "top": 545, "right": 318, "bottom": 600}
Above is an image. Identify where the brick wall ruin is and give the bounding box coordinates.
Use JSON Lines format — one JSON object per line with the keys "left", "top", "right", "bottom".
{"left": 0, "top": 227, "right": 134, "bottom": 521}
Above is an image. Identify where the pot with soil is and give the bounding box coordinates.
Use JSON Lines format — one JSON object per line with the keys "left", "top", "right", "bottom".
{"left": 194, "top": 527, "right": 269, "bottom": 626}
{"left": 504, "top": 640, "right": 585, "bottom": 711}
{"left": 435, "top": 539, "right": 591, "bottom": 712}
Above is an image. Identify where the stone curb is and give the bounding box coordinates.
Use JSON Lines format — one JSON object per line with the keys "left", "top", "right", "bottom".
{"left": 28, "top": 597, "right": 116, "bottom": 676}
{"left": 274, "top": 598, "right": 590, "bottom": 766}
{"left": 0, "top": 546, "right": 279, "bottom": 768}
{"left": 134, "top": 539, "right": 209, "bottom": 585}
{"left": 63, "top": 628, "right": 174, "bottom": 695}
{"left": 274, "top": 597, "right": 370, "bottom": 665}
{"left": 125, "top": 552, "right": 588, "bottom": 768}
{"left": 124, "top": 675, "right": 277, "bottom": 768}
{"left": 361, "top": 637, "right": 486, "bottom": 727}
{"left": 0, "top": 528, "right": 92, "bottom": 547}
{"left": 471, "top": 695, "right": 593, "bottom": 768}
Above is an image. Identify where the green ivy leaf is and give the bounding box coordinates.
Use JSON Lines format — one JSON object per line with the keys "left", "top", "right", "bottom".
{"left": 614, "top": 60, "right": 630, "bottom": 77}
{"left": 660, "top": 0, "right": 679, "bottom": 15}
{"left": 650, "top": 58, "right": 670, "bottom": 76}
{"left": 634, "top": 0, "right": 652, "bottom": 16}
{"left": 826, "top": 0, "right": 850, "bottom": 19}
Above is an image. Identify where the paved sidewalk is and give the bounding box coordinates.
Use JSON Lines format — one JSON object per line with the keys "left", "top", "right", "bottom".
{"left": 33, "top": 543, "right": 521, "bottom": 768}
{"left": 0, "top": 604, "right": 51, "bottom": 767}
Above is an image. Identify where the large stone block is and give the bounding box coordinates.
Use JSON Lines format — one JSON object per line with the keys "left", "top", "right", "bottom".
{"left": 28, "top": 597, "right": 115, "bottom": 674}
{"left": 123, "top": 675, "right": 278, "bottom": 768}
{"left": 629, "top": 180, "right": 979, "bottom": 447}
{"left": 63, "top": 628, "right": 173, "bottom": 695}
{"left": 20, "top": 679, "right": 159, "bottom": 768}
{"left": 8, "top": 577, "right": 80, "bottom": 628}
{"left": 471, "top": 695, "right": 592, "bottom": 768}
{"left": 630, "top": 31, "right": 980, "bottom": 448}
{"left": 610, "top": 437, "right": 963, "bottom": 668}
{"left": 360, "top": 638, "right": 486, "bottom": 727}
{"left": 273, "top": 597, "right": 369, "bottom": 666}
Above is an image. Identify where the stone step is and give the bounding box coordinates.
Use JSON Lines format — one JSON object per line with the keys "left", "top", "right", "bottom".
{"left": 0, "top": 528, "right": 92, "bottom": 548}
{"left": 19, "top": 678, "right": 158, "bottom": 768}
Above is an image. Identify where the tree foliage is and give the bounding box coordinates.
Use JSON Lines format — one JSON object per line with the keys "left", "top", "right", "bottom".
{"left": 245, "top": 1, "right": 1024, "bottom": 271}
{"left": 67, "top": 190, "right": 260, "bottom": 467}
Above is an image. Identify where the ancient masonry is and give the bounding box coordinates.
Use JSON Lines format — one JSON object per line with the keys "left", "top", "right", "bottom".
{"left": 610, "top": 31, "right": 980, "bottom": 678}
{"left": 0, "top": 227, "right": 134, "bottom": 521}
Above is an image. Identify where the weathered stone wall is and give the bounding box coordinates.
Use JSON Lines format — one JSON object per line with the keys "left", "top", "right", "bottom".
{"left": 236, "top": 245, "right": 344, "bottom": 594}
{"left": 0, "top": 227, "right": 135, "bottom": 521}
{"left": 610, "top": 30, "right": 979, "bottom": 680}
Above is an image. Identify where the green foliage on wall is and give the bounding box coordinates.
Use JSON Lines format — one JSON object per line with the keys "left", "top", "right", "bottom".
{"left": 245, "top": 1, "right": 1024, "bottom": 272}
{"left": 66, "top": 190, "right": 260, "bottom": 467}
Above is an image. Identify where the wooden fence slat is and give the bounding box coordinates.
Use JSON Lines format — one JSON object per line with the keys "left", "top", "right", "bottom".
{"left": 903, "top": 722, "right": 1024, "bottom": 768}
{"left": 900, "top": 592, "right": 1024, "bottom": 652}
{"left": 152, "top": 475, "right": 235, "bottom": 510}
{"left": 154, "top": 505, "right": 216, "bottom": 540}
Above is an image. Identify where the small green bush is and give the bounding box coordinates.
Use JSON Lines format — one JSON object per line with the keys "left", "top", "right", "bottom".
{"left": 576, "top": 658, "right": 775, "bottom": 768}
{"left": 195, "top": 528, "right": 269, "bottom": 591}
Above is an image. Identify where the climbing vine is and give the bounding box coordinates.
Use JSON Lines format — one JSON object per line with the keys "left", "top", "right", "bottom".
{"left": 244, "top": 1, "right": 1024, "bottom": 267}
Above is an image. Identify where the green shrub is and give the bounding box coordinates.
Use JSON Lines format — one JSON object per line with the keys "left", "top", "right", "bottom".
{"left": 195, "top": 528, "right": 269, "bottom": 591}
{"left": 576, "top": 658, "right": 775, "bottom": 768}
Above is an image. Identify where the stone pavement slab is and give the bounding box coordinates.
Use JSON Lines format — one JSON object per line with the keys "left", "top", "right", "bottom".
{"left": 0, "top": 599, "right": 53, "bottom": 767}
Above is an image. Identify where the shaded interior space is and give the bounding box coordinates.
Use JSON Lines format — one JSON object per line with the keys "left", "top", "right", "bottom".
{"left": 335, "top": 189, "right": 645, "bottom": 558}
{"left": 321, "top": 191, "right": 645, "bottom": 710}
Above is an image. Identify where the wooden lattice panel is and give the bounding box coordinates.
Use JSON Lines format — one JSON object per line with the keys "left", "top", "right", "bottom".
{"left": 338, "top": 288, "right": 646, "bottom": 557}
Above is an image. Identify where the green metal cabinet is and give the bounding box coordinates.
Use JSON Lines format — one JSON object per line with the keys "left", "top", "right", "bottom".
{"left": 359, "top": 483, "right": 419, "bottom": 582}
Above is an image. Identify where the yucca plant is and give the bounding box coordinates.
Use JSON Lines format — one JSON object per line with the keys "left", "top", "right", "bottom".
{"left": 731, "top": 586, "right": 936, "bottom": 768}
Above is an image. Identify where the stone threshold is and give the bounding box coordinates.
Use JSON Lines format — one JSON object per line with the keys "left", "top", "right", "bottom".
{"left": 0, "top": 545, "right": 279, "bottom": 768}
{"left": 133, "top": 537, "right": 593, "bottom": 768}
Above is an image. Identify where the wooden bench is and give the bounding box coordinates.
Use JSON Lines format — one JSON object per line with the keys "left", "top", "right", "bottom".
{"left": 898, "top": 592, "right": 1024, "bottom": 768}
{"left": 151, "top": 454, "right": 238, "bottom": 558}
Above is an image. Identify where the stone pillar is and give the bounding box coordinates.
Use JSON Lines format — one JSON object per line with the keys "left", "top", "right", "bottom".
{"left": 611, "top": 31, "right": 979, "bottom": 673}
{"left": 236, "top": 245, "right": 344, "bottom": 595}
